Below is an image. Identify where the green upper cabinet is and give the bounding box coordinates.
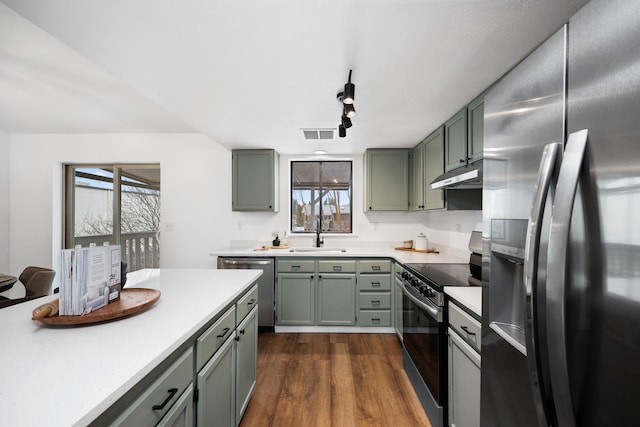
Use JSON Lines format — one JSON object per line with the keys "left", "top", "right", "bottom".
{"left": 412, "top": 126, "right": 445, "bottom": 211}
{"left": 232, "top": 149, "right": 279, "bottom": 212}
{"left": 467, "top": 94, "right": 484, "bottom": 164}
{"left": 423, "top": 127, "right": 446, "bottom": 210}
{"left": 411, "top": 142, "right": 425, "bottom": 211}
{"left": 444, "top": 108, "right": 468, "bottom": 172}
{"left": 364, "top": 149, "right": 410, "bottom": 211}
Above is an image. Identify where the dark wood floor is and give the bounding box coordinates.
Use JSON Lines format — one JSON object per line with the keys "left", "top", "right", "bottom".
{"left": 239, "top": 333, "right": 432, "bottom": 427}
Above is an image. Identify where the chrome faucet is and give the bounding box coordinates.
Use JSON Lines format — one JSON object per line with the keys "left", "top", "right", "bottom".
{"left": 315, "top": 217, "right": 324, "bottom": 248}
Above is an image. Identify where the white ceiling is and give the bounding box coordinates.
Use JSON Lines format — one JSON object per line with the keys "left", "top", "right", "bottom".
{"left": 0, "top": 0, "right": 588, "bottom": 154}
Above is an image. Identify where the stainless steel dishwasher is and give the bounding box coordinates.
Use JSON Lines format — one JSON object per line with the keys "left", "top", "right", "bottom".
{"left": 217, "top": 257, "right": 275, "bottom": 331}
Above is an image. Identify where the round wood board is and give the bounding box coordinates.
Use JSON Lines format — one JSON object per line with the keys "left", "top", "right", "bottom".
{"left": 34, "top": 288, "right": 161, "bottom": 326}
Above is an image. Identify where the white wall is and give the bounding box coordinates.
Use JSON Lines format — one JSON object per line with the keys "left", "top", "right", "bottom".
{"left": 8, "top": 133, "right": 234, "bottom": 292}
{"left": 0, "top": 129, "right": 9, "bottom": 273}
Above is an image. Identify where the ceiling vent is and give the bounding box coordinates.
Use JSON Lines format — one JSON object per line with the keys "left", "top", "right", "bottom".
{"left": 301, "top": 128, "right": 335, "bottom": 140}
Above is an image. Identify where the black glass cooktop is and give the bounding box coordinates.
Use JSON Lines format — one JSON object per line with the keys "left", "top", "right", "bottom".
{"left": 404, "top": 263, "right": 471, "bottom": 289}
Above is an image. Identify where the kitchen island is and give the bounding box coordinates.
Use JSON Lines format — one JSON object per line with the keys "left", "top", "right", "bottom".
{"left": 0, "top": 268, "right": 261, "bottom": 427}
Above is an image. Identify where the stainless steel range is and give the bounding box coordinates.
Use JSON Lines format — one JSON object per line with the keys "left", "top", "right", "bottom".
{"left": 399, "top": 231, "right": 482, "bottom": 427}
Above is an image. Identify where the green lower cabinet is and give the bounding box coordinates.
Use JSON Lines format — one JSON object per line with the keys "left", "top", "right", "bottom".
{"left": 157, "top": 385, "right": 194, "bottom": 427}
{"left": 197, "top": 336, "right": 234, "bottom": 427}
{"left": 236, "top": 307, "right": 258, "bottom": 424}
{"left": 276, "top": 273, "right": 315, "bottom": 325}
{"left": 317, "top": 274, "right": 356, "bottom": 326}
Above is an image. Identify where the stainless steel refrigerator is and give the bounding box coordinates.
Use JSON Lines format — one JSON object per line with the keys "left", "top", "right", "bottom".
{"left": 481, "top": 0, "right": 640, "bottom": 425}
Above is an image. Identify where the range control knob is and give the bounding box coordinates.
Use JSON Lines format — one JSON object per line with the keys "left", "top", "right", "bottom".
{"left": 426, "top": 288, "right": 435, "bottom": 298}
{"left": 410, "top": 278, "right": 419, "bottom": 287}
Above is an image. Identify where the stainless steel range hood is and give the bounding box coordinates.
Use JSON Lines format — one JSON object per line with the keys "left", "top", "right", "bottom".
{"left": 430, "top": 161, "right": 482, "bottom": 189}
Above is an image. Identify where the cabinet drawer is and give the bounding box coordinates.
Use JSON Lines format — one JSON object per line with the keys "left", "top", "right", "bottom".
{"left": 359, "top": 259, "right": 391, "bottom": 273}
{"left": 114, "top": 347, "right": 193, "bottom": 426}
{"left": 359, "top": 292, "right": 391, "bottom": 310}
{"left": 318, "top": 260, "right": 356, "bottom": 273}
{"left": 358, "top": 274, "right": 391, "bottom": 291}
{"left": 277, "top": 259, "right": 315, "bottom": 273}
{"left": 196, "top": 305, "right": 236, "bottom": 371}
{"left": 449, "top": 301, "right": 481, "bottom": 352}
{"left": 237, "top": 285, "right": 258, "bottom": 323}
{"left": 359, "top": 310, "right": 391, "bottom": 326}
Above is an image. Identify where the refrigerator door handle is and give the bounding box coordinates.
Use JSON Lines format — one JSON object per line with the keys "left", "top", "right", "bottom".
{"left": 547, "top": 129, "right": 589, "bottom": 427}
{"left": 524, "top": 142, "right": 562, "bottom": 427}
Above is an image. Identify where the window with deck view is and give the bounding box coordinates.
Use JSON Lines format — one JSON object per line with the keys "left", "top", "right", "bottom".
{"left": 64, "top": 164, "right": 161, "bottom": 272}
{"left": 290, "top": 161, "right": 352, "bottom": 234}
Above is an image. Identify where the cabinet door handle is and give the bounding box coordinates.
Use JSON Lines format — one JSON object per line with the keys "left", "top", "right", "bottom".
{"left": 240, "top": 329, "right": 246, "bottom": 335}
{"left": 459, "top": 158, "right": 465, "bottom": 164}
{"left": 461, "top": 325, "right": 476, "bottom": 336}
{"left": 216, "top": 327, "right": 230, "bottom": 338}
{"left": 235, "top": 335, "right": 241, "bottom": 341}
{"left": 247, "top": 298, "right": 256, "bottom": 306}
{"left": 371, "top": 282, "right": 381, "bottom": 287}
{"left": 153, "top": 388, "right": 178, "bottom": 410}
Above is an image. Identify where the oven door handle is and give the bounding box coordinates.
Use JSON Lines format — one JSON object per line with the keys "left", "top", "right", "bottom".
{"left": 402, "top": 282, "right": 442, "bottom": 322}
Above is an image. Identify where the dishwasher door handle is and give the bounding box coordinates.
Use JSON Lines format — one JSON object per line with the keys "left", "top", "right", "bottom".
{"left": 221, "top": 259, "right": 273, "bottom": 267}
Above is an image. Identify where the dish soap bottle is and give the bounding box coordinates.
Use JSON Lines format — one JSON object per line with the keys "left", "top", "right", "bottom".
{"left": 272, "top": 234, "right": 280, "bottom": 247}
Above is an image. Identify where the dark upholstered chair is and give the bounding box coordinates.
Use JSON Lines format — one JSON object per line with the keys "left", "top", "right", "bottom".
{"left": 0, "top": 266, "right": 55, "bottom": 309}
{"left": 19, "top": 266, "right": 55, "bottom": 297}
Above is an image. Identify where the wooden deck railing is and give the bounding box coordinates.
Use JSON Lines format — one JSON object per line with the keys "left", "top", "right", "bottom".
{"left": 74, "top": 231, "right": 159, "bottom": 272}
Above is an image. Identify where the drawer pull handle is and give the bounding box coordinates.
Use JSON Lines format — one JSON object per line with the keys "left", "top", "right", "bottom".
{"left": 153, "top": 388, "right": 178, "bottom": 410}
{"left": 247, "top": 298, "right": 256, "bottom": 306}
{"left": 372, "top": 300, "right": 381, "bottom": 306}
{"left": 371, "top": 282, "right": 381, "bottom": 287}
{"left": 372, "top": 318, "right": 380, "bottom": 323}
{"left": 461, "top": 325, "right": 476, "bottom": 336}
{"left": 333, "top": 266, "right": 342, "bottom": 271}
{"left": 292, "top": 265, "right": 301, "bottom": 271}
{"left": 217, "top": 327, "right": 230, "bottom": 338}
{"left": 372, "top": 266, "right": 381, "bottom": 271}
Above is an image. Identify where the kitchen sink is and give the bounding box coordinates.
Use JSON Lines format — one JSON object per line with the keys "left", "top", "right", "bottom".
{"left": 288, "top": 247, "right": 347, "bottom": 253}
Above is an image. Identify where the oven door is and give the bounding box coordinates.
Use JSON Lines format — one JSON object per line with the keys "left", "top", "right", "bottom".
{"left": 402, "top": 282, "right": 446, "bottom": 405}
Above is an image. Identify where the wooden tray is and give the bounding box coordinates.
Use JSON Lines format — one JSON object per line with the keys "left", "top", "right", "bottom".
{"left": 394, "top": 247, "right": 439, "bottom": 254}
{"left": 34, "top": 288, "right": 161, "bottom": 326}
{"left": 253, "top": 245, "right": 291, "bottom": 251}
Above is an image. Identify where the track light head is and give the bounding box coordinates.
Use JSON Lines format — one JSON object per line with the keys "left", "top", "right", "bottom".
{"left": 343, "top": 70, "right": 355, "bottom": 104}
{"left": 343, "top": 103, "right": 356, "bottom": 118}
{"left": 341, "top": 114, "right": 352, "bottom": 129}
{"left": 338, "top": 124, "right": 346, "bottom": 138}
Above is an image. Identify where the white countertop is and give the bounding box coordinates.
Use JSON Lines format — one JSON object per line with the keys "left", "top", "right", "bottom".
{"left": 445, "top": 286, "right": 482, "bottom": 317}
{"left": 212, "top": 246, "right": 468, "bottom": 265}
{"left": 0, "top": 268, "right": 261, "bottom": 427}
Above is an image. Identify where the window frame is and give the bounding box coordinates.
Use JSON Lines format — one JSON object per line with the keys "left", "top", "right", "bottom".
{"left": 289, "top": 160, "right": 353, "bottom": 235}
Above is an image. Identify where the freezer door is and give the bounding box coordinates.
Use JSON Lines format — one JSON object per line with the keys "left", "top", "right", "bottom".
{"left": 481, "top": 25, "right": 567, "bottom": 427}
{"left": 561, "top": 0, "right": 640, "bottom": 425}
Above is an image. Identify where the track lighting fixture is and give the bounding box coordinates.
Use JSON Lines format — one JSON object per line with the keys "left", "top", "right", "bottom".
{"left": 341, "top": 114, "right": 352, "bottom": 129}
{"left": 343, "top": 70, "right": 355, "bottom": 104}
{"left": 343, "top": 103, "right": 356, "bottom": 118}
{"left": 336, "top": 69, "right": 356, "bottom": 138}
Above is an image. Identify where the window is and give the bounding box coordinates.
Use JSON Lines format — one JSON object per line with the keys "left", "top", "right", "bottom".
{"left": 64, "top": 164, "right": 161, "bottom": 272}
{"left": 290, "top": 161, "right": 352, "bottom": 233}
